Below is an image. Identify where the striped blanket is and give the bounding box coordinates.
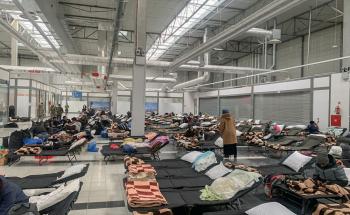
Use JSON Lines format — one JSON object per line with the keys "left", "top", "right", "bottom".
{"left": 126, "top": 180, "right": 167, "bottom": 208}
{"left": 128, "top": 164, "right": 156, "bottom": 175}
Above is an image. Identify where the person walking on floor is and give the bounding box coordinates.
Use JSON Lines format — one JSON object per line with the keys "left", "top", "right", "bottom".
{"left": 64, "top": 104, "right": 69, "bottom": 116}
{"left": 49, "top": 104, "right": 56, "bottom": 118}
{"left": 218, "top": 109, "right": 238, "bottom": 162}
{"left": 56, "top": 104, "right": 64, "bottom": 120}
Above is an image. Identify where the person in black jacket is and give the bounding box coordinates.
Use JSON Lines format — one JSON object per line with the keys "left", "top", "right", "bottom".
{"left": 314, "top": 151, "right": 348, "bottom": 186}
{"left": 0, "top": 176, "right": 28, "bottom": 214}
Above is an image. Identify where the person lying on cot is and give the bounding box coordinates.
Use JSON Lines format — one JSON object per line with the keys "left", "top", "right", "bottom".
{"left": 0, "top": 176, "right": 29, "bottom": 214}
{"left": 314, "top": 150, "right": 348, "bottom": 186}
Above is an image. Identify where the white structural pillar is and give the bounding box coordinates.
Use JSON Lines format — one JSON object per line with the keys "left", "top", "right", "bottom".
{"left": 131, "top": 0, "right": 147, "bottom": 136}
{"left": 341, "top": 0, "right": 350, "bottom": 130}
{"left": 111, "top": 81, "right": 118, "bottom": 114}
{"left": 344, "top": 0, "right": 350, "bottom": 67}
{"left": 11, "top": 20, "right": 18, "bottom": 66}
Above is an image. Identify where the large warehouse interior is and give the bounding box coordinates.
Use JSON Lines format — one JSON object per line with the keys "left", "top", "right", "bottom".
{"left": 1, "top": 0, "right": 350, "bottom": 214}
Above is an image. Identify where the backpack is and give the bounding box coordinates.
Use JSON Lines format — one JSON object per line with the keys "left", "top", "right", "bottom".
{"left": 9, "top": 130, "right": 31, "bottom": 151}
{"left": 8, "top": 203, "right": 39, "bottom": 215}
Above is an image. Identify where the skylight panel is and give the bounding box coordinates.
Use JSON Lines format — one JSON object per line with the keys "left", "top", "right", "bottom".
{"left": 6, "top": 10, "right": 60, "bottom": 49}
{"left": 147, "top": 0, "right": 226, "bottom": 61}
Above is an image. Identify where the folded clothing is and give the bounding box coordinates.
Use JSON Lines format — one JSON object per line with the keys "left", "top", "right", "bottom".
{"left": 126, "top": 180, "right": 167, "bottom": 208}
{"left": 124, "top": 156, "right": 145, "bottom": 167}
{"left": 149, "top": 136, "right": 169, "bottom": 149}
{"left": 200, "top": 169, "right": 262, "bottom": 201}
{"left": 128, "top": 164, "right": 156, "bottom": 175}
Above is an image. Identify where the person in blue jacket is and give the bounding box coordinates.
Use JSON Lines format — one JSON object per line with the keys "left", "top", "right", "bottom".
{"left": 0, "top": 176, "right": 28, "bottom": 214}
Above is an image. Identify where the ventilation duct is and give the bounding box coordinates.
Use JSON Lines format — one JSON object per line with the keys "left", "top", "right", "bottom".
{"left": 109, "top": 75, "right": 177, "bottom": 83}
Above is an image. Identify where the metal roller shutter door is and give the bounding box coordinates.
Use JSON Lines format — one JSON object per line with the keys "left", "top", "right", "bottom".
{"left": 220, "top": 96, "right": 252, "bottom": 120}
{"left": 199, "top": 98, "right": 218, "bottom": 115}
{"left": 254, "top": 91, "right": 312, "bottom": 124}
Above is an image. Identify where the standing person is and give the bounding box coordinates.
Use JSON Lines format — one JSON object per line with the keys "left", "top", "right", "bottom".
{"left": 49, "top": 104, "right": 56, "bottom": 118}
{"left": 37, "top": 102, "right": 45, "bottom": 120}
{"left": 218, "top": 109, "right": 237, "bottom": 161}
{"left": 56, "top": 104, "right": 64, "bottom": 120}
{"left": 64, "top": 104, "right": 69, "bottom": 116}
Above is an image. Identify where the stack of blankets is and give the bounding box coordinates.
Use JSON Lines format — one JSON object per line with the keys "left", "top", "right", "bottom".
{"left": 124, "top": 156, "right": 168, "bottom": 208}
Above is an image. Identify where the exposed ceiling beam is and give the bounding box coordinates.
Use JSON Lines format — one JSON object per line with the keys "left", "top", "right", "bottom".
{"left": 34, "top": 0, "right": 79, "bottom": 54}
{"left": 59, "top": 1, "right": 116, "bottom": 10}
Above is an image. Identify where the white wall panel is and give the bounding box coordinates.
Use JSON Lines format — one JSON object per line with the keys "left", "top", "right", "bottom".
{"left": 314, "top": 77, "right": 330, "bottom": 88}
{"left": 313, "top": 90, "right": 330, "bottom": 131}
{"left": 254, "top": 79, "right": 310, "bottom": 93}
{"left": 117, "top": 96, "right": 131, "bottom": 115}
{"left": 17, "top": 89, "right": 29, "bottom": 117}
{"left": 330, "top": 73, "right": 349, "bottom": 129}
{"left": 275, "top": 37, "right": 303, "bottom": 81}
{"left": 219, "top": 86, "right": 252, "bottom": 96}
{"left": 303, "top": 25, "right": 341, "bottom": 77}
{"left": 159, "top": 98, "right": 182, "bottom": 114}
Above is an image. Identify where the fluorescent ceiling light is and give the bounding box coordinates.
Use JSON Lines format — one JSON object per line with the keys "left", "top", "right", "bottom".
{"left": 213, "top": 47, "right": 224, "bottom": 51}
{"left": 6, "top": 10, "right": 60, "bottom": 49}
{"left": 146, "top": 0, "right": 226, "bottom": 61}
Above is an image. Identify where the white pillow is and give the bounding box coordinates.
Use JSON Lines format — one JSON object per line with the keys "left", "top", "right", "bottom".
{"left": 236, "top": 130, "right": 242, "bottom": 137}
{"left": 329, "top": 146, "right": 342, "bottom": 157}
{"left": 214, "top": 137, "right": 223, "bottom": 148}
{"left": 69, "top": 138, "right": 86, "bottom": 151}
{"left": 309, "top": 134, "right": 327, "bottom": 138}
{"left": 246, "top": 202, "right": 296, "bottom": 215}
{"left": 57, "top": 164, "right": 87, "bottom": 181}
{"left": 181, "top": 151, "right": 203, "bottom": 163}
{"left": 286, "top": 125, "right": 307, "bottom": 130}
{"left": 179, "top": 123, "right": 188, "bottom": 129}
{"left": 201, "top": 122, "right": 212, "bottom": 127}
{"left": 29, "top": 179, "right": 80, "bottom": 211}
{"left": 282, "top": 151, "right": 312, "bottom": 172}
{"left": 205, "top": 162, "right": 232, "bottom": 179}
{"left": 254, "top": 120, "right": 261, "bottom": 124}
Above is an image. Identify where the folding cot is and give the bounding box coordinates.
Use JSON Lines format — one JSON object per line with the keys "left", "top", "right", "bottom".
{"left": 9, "top": 138, "right": 88, "bottom": 165}
{"left": 126, "top": 180, "right": 262, "bottom": 215}
{"left": 101, "top": 140, "right": 170, "bottom": 164}
{"left": 7, "top": 164, "right": 89, "bottom": 189}
{"left": 39, "top": 182, "right": 83, "bottom": 215}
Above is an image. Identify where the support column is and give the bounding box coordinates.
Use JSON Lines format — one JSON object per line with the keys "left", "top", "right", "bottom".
{"left": 111, "top": 81, "right": 118, "bottom": 114}
{"left": 97, "top": 29, "right": 108, "bottom": 78}
{"left": 131, "top": 0, "right": 147, "bottom": 136}
{"left": 11, "top": 20, "right": 18, "bottom": 66}
{"left": 341, "top": 0, "right": 350, "bottom": 130}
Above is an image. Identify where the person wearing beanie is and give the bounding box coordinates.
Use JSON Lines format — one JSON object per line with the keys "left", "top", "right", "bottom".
{"left": 218, "top": 109, "right": 237, "bottom": 161}
{"left": 314, "top": 150, "right": 348, "bottom": 186}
